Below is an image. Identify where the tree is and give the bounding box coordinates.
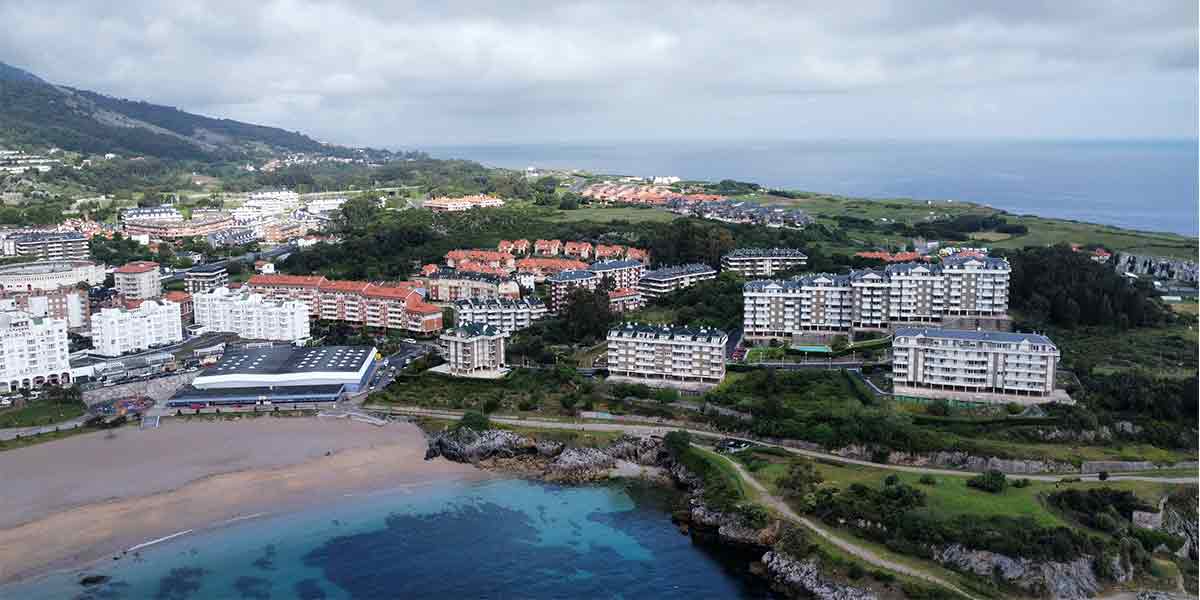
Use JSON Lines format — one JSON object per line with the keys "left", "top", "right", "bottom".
{"left": 560, "top": 287, "right": 615, "bottom": 342}
{"left": 558, "top": 193, "right": 580, "bottom": 210}
{"left": 664, "top": 430, "right": 692, "bottom": 456}
{"left": 967, "top": 469, "right": 1008, "bottom": 493}
{"left": 654, "top": 388, "right": 680, "bottom": 405}
{"left": 830, "top": 335, "right": 849, "bottom": 352}
{"left": 777, "top": 459, "right": 824, "bottom": 499}
{"left": 338, "top": 193, "right": 382, "bottom": 233}
{"left": 457, "top": 411, "right": 490, "bottom": 431}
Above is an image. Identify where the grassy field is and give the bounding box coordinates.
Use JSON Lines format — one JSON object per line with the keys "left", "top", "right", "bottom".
{"left": 623, "top": 306, "right": 677, "bottom": 324}
{"left": 1053, "top": 322, "right": 1198, "bottom": 378}
{"left": 545, "top": 206, "right": 679, "bottom": 223}
{"left": 0, "top": 400, "right": 86, "bottom": 429}
{"left": 740, "top": 449, "right": 1183, "bottom": 528}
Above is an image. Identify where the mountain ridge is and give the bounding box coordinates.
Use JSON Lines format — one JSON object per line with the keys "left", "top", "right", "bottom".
{"left": 0, "top": 60, "right": 362, "bottom": 161}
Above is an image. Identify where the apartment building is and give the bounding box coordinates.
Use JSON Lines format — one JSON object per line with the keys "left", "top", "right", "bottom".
{"left": 0, "top": 260, "right": 106, "bottom": 291}
{"left": 440, "top": 323, "right": 506, "bottom": 375}
{"left": 0, "top": 311, "right": 71, "bottom": 392}
{"left": 412, "top": 270, "right": 520, "bottom": 302}
{"left": 721, "top": 248, "right": 808, "bottom": 277}
{"left": 607, "top": 288, "right": 644, "bottom": 313}
{"left": 547, "top": 270, "right": 599, "bottom": 312}
{"left": 164, "top": 290, "right": 194, "bottom": 326}
{"left": 425, "top": 194, "right": 505, "bottom": 212}
{"left": 91, "top": 300, "right": 184, "bottom": 357}
{"left": 184, "top": 263, "right": 229, "bottom": 293}
{"left": 636, "top": 263, "right": 717, "bottom": 299}
{"left": 445, "top": 249, "right": 516, "bottom": 271}
{"left": 10, "top": 232, "right": 89, "bottom": 261}
{"left": 605, "top": 323, "right": 727, "bottom": 386}
{"left": 742, "top": 256, "right": 1012, "bottom": 340}
{"left": 114, "top": 261, "right": 162, "bottom": 301}
{"left": 563, "top": 241, "right": 592, "bottom": 260}
{"left": 247, "top": 275, "right": 443, "bottom": 333}
{"left": 454, "top": 297, "right": 547, "bottom": 334}
{"left": 124, "top": 213, "right": 237, "bottom": 240}
{"left": 0, "top": 286, "right": 89, "bottom": 329}
{"left": 193, "top": 286, "right": 310, "bottom": 342}
{"left": 121, "top": 207, "right": 183, "bottom": 222}
{"left": 515, "top": 257, "right": 589, "bottom": 280}
{"left": 590, "top": 259, "right": 646, "bottom": 290}
{"left": 892, "top": 328, "right": 1061, "bottom": 404}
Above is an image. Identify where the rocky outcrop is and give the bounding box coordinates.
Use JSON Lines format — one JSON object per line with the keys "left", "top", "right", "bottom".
{"left": 761, "top": 552, "right": 876, "bottom": 600}
{"left": 545, "top": 447, "right": 617, "bottom": 481}
{"left": 1081, "top": 460, "right": 1156, "bottom": 474}
{"left": 1162, "top": 503, "right": 1198, "bottom": 559}
{"left": 934, "top": 544, "right": 1100, "bottom": 600}
{"left": 833, "top": 444, "right": 1077, "bottom": 474}
{"left": 424, "top": 427, "right": 537, "bottom": 462}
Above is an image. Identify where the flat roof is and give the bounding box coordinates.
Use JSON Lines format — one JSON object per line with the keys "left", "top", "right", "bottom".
{"left": 203, "top": 345, "right": 374, "bottom": 377}
{"left": 895, "top": 327, "right": 1054, "bottom": 346}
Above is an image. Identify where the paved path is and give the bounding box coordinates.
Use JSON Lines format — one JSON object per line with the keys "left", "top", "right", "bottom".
{"left": 381, "top": 406, "right": 1198, "bottom": 484}
{"left": 716, "top": 452, "right": 979, "bottom": 600}
{"left": 0, "top": 415, "right": 90, "bottom": 441}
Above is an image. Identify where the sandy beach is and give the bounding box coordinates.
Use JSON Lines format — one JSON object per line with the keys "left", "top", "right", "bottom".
{"left": 0, "top": 416, "right": 484, "bottom": 584}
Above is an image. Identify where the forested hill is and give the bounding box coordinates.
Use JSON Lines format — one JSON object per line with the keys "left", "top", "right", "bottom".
{"left": 0, "top": 60, "right": 349, "bottom": 161}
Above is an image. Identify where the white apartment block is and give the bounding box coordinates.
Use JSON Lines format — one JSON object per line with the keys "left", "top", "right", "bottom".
{"left": 193, "top": 286, "right": 311, "bottom": 342}
{"left": 0, "top": 287, "right": 89, "bottom": 329}
{"left": 234, "top": 190, "right": 301, "bottom": 221}
{"left": 892, "top": 328, "right": 1063, "bottom": 404}
{"left": 743, "top": 255, "right": 1011, "bottom": 340}
{"left": 114, "top": 261, "right": 162, "bottom": 301}
{"left": 440, "top": 323, "right": 506, "bottom": 375}
{"left": 721, "top": 248, "right": 808, "bottom": 277}
{"left": 0, "top": 311, "right": 71, "bottom": 392}
{"left": 454, "top": 297, "right": 547, "bottom": 334}
{"left": 91, "top": 300, "right": 184, "bottom": 357}
{"left": 606, "top": 323, "right": 727, "bottom": 385}
{"left": 636, "top": 263, "right": 717, "bottom": 299}
{"left": 305, "top": 196, "right": 348, "bottom": 214}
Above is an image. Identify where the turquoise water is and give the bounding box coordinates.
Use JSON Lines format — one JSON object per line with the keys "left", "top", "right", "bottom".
{"left": 9, "top": 479, "right": 774, "bottom": 599}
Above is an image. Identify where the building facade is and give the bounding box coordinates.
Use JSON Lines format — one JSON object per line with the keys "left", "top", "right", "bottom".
{"left": 91, "top": 300, "right": 184, "bottom": 357}
{"left": 184, "top": 263, "right": 229, "bottom": 293}
{"left": 636, "top": 263, "right": 717, "bottom": 299}
{"left": 547, "top": 270, "right": 599, "bottom": 312}
{"left": 589, "top": 259, "right": 646, "bottom": 290}
{"left": 412, "top": 270, "right": 520, "bottom": 302}
{"left": 0, "top": 260, "right": 106, "bottom": 291}
{"left": 721, "top": 248, "right": 808, "bottom": 277}
{"left": 607, "top": 288, "right": 644, "bottom": 313}
{"left": 114, "top": 261, "right": 162, "bottom": 301}
{"left": 247, "top": 275, "right": 443, "bottom": 334}
{"left": 454, "top": 297, "right": 547, "bottom": 334}
{"left": 9, "top": 232, "right": 89, "bottom": 261}
{"left": 743, "top": 256, "right": 1012, "bottom": 340}
{"left": 606, "top": 323, "right": 727, "bottom": 385}
{"left": 193, "top": 286, "right": 310, "bottom": 342}
{"left": 0, "top": 287, "right": 89, "bottom": 329}
{"left": 123, "top": 213, "right": 236, "bottom": 240}
{"left": 892, "top": 328, "right": 1060, "bottom": 403}
{"left": 440, "top": 323, "right": 506, "bottom": 375}
{"left": 425, "top": 195, "right": 505, "bottom": 212}
{"left": 0, "top": 311, "right": 71, "bottom": 392}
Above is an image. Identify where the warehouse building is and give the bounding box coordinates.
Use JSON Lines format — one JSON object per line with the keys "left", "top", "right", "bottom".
{"left": 168, "top": 345, "right": 378, "bottom": 406}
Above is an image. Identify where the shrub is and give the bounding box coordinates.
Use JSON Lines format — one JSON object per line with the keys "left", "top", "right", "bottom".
{"left": 654, "top": 388, "right": 680, "bottom": 405}
{"left": 663, "top": 430, "right": 692, "bottom": 457}
{"left": 517, "top": 398, "right": 538, "bottom": 411}
{"left": 847, "top": 563, "right": 865, "bottom": 580}
{"left": 918, "top": 474, "right": 937, "bottom": 486}
{"left": 1130, "top": 527, "right": 1185, "bottom": 553}
{"left": 735, "top": 503, "right": 770, "bottom": 529}
{"left": 967, "top": 469, "right": 1008, "bottom": 493}
{"left": 777, "top": 459, "right": 824, "bottom": 499}
{"left": 1098, "top": 471, "right": 1110, "bottom": 481}
{"left": 1012, "top": 478, "right": 1032, "bottom": 488}
{"left": 482, "top": 398, "right": 501, "bottom": 413}
{"left": 458, "top": 411, "right": 490, "bottom": 431}
{"left": 1006, "top": 402, "right": 1024, "bottom": 415}
{"left": 559, "top": 394, "right": 578, "bottom": 413}
{"left": 1094, "top": 513, "right": 1119, "bottom": 533}
{"left": 776, "top": 524, "right": 815, "bottom": 558}
{"left": 926, "top": 399, "right": 951, "bottom": 416}
{"left": 884, "top": 474, "right": 900, "bottom": 486}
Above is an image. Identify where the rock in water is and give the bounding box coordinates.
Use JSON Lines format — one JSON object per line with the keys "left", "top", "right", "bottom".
{"left": 80, "top": 574, "right": 111, "bottom": 586}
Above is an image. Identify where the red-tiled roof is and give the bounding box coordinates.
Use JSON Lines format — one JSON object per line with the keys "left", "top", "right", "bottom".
{"left": 164, "top": 291, "right": 192, "bottom": 302}
{"left": 319, "top": 280, "right": 370, "bottom": 293}
{"left": 609, "top": 287, "right": 640, "bottom": 299}
{"left": 115, "top": 261, "right": 159, "bottom": 274}
{"left": 248, "top": 274, "right": 326, "bottom": 287}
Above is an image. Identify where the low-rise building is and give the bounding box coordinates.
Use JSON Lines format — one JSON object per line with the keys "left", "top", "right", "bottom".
{"left": 534, "top": 239, "right": 562, "bottom": 256}
{"left": 515, "top": 257, "right": 589, "bottom": 280}
{"left": 0, "top": 260, "right": 106, "bottom": 291}
{"left": 440, "top": 323, "right": 506, "bottom": 376}
{"left": 636, "top": 263, "right": 717, "bottom": 299}
{"left": 606, "top": 323, "right": 727, "bottom": 386}
{"left": 445, "top": 249, "right": 516, "bottom": 271}
{"left": 193, "top": 286, "right": 310, "bottom": 342}
{"left": 721, "top": 248, "right": 808, "bottom": 277}
{"left": 607, "top": 288, "right": 644, "bottom": 313}
{"left": 91, "top": 299, "right": 183, "bottom": 357}
{"left": 454, "top": 297, "right": 547, "bottom": 334}
{"left": 114, "top": 261, "right": 161, "bottom": 301}
{"left": 424, "top": 194, "right": 505, "bottom": 212}
{"left": 892, "top": 328, "right": 1063, "bottom": 404}
{"left": 547, "top": 269, "right": 599, "bottom": 312}
{"left": 0, "top": 311, "right": 71, "bottom": 392}
{"left": 121, "top": 207, "right": 183, "bottom": 222}
{"left": 564, "top": 241, "right": 593, "bottom": 259}
{"left": 589, "top": 259, "right": 646, "bottom": 290}
{"left": 184, "top": 263, "right": 229, "bottom": 293}
{"left": 412, "top": 270, "right": 520, "bottom": 302}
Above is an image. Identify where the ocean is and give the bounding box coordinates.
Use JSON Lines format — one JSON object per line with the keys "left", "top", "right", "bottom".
{"left": 427, "top": 140, "right": 1199, "bottom": 237}
{"left": 9, "top": 479, "right": 774, "bottom": 600}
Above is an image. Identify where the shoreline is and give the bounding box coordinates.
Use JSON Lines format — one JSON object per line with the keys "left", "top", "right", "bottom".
{"left": 0, "top": 417, "right": 486, "bottom": 585}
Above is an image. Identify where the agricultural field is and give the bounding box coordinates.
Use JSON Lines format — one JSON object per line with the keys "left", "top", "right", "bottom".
{"left": 545, "top": 206, "right": 679, "bottom": 224}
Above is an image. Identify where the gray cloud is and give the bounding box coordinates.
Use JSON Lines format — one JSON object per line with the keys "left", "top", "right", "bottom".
{"left": 0, "top": 0, "right": 1194, "bottom": 146}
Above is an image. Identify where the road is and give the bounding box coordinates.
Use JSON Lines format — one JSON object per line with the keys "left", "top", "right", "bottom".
{"left": 379, "top": 406, "right": 1199, "bottom": 484}
{"left": 0, "top": 414, "right": 91, "bottom": 442}
{"left": 716, "top": 452, "right": 979, "bottom": 600}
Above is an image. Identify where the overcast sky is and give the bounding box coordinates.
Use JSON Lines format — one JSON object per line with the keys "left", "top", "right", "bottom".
{"left": 0, "top": 1, "right": 1195, "bottom": 147}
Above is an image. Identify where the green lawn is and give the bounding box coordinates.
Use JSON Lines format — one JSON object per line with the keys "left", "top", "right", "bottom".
{"left": 545, "top": 206, "right": 679, "bottom": 224}
{"left": 0, "top": 400, "right": 86, "bottom": 429}
{"left": 624, "top": 306, "right": 678, "bottom": 325}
